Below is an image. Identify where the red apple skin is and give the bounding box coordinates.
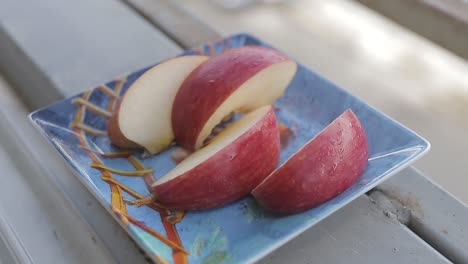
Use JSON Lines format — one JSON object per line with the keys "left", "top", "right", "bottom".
{"left": 252, "top": 109, "right": 369, "bottom": 214}
{"left": 107, "top": 55, "right": 209, "bottom": 153}
{"left": 152, "top": 108, "right": 280, "bottom": 210}
{"left": 108, "top": 102, "right": 140, "bottom": 149}
{"left": 172, "top": 46, "right": 290, "bottom": 151}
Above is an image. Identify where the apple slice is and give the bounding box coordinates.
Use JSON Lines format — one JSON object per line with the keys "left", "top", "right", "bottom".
{"left": 152, "top": 106, "right": 280, "bottom": 210}
{"left": 252, "top": 109, "right": 369, "bottom": 214}
{"left": 108, "top": 55, "right": 209, "bottom": 154}
{"left": 172, "top": 46, "right": 297, "bottom": 151}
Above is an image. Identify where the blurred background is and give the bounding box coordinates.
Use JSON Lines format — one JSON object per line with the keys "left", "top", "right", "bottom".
{"left": 176, "top": 0, "right": 468, "bottom": 204}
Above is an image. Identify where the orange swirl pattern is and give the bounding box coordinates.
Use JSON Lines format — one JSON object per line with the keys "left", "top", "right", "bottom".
{"left": 70, "top": 40, "right": 233, "bottom": 264}
{"left": 70, "top": 79, "right": 188, "bottom": 264}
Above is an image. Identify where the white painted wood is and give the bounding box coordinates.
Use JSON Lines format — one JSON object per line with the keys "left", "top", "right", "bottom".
{"left": 0, "top": 0, "right": 181, "bottom": 109}
{"left": 0, "top": 0, "right": 180, "bottom": 262}
{"left": 259, "top": 196, "right": 451, "bottom": 264}
{"left": 0, "top": 0, "right": 467, "bottom": 263}
{"left": 0, "top": 1, "right": 182, "bottom": 260}
{"left": 0, "top": 77, "right": 117, "bottom": 264}
{"left": 374, "top": 168, "right": 468, "bottom": 263}
{"left": 356, "top": 0, "right": 468, "bottom": 60}
{"left": 177, "top": 0, "right": 468, "bottom": 205}
{"left": 82, "top": 2, "right": 468, "bottom": 263}
{"left": 124, "top": 0, "right": 220, "bottom": 48}
{"left": 0, "top": 204, "right": 33, "bottom": 264}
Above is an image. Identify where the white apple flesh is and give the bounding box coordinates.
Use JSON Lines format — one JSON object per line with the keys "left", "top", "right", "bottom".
{"left": 152, "top": 106, "right": 280, "bottom": 210}
{"left": 108, "top": 55, "right": 209, "bottom": 154}
{"left": 252, "top": 109, "right": 369, "bottom": 214}
{"left": 171, "top": 46, "right": 297, "bottom": 151}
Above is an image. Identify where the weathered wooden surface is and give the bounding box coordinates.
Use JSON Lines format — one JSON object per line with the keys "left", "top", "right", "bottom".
{"left": 260, "top": 195, "right": 450, "bottom": 264}
{"left": 374, "top": 169, "right": 468, "bottom": 263}
{"left": 0, "top": 0, "right": 180, "bottom": 109}
{"left": 124, "top": 0, "right": 220, "bottom": 48}
{"left": 177, "top": 0, "right": 468, "bottom": 205}
{"left": 0, "top": 0, "right": 181, "bottom": 263}
{"left": 0, "top": 0, "right": 467, "bottom": 263}
{"left": 0, "top": 77, "right": 117, "bottom": 264}
{"left": 356, "top": 0, "right": 468, "bottom": 60}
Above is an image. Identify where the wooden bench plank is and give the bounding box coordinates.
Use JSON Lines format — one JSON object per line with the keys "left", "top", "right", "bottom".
{"left": 373, "top": 168, "right": 468, "bottom": 263}
{"left": 100, "top": 2, "right": 468, "bottom": 263}
{"left": 0, "top": 0, "right": 181, "bottom": 262}
{"left": 0, "top": 76, "right": 119, "bottom": 264}
{"left": 0, "top": 0, "right": 181, "bottom": 109}
{"left": 0, "top": 0, "right": 466, "bottom": 263}
{"left": 124, "top": 0, "right": 220, "bottom": 48}
{"left": 356, "top": 0, "right": 468, "bottom": 60}
{"left": 260, "top": 195, "right": 450, "bottom": 264}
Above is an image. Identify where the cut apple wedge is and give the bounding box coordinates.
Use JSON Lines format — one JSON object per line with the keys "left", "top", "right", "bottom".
{"left": 172, "top": 46, "right": 297, "bottom": 151}
{"left": 252, "top": 109, "right": 369, "bottom": 214}
{"left": 152, "top": 106, "right": 280, "bottom": 210}
{"left": 108, "top": 55, "right": 209, "bottom": 154}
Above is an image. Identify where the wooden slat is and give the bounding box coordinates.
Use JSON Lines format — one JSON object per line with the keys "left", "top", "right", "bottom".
{"left": 1, "top": 0, "right": 467, "bottom": 263}
{"left": 373, "top": 168, "right": 468, "bottom": 263}
{"left": 0, "top": 0, "right": 182, "bottom": 262}
{"left": 0, "top": 0, "right": 181, "bottom": 110}
{"left": 0, "top": 204, "right": 32, "bottom": 264}
{"left": 356, "top": 0, "right": 468, "bottom": 60}
{"left": 125, "top": 1, "right": 468, "bottom": 263}
{"left": 123, "top": 0, "right": 220, "bottom": 48}
{"left": 259, "top": 195, "right": 451, "bottom": 264}
{"left": 0, "top": 76, "right": 117, "bottom": 264}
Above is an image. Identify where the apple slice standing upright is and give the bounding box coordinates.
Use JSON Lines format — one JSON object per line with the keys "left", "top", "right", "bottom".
{"left": 172, "top": 46, "right": 297, "bottom": 151}
{"left": 252, "top": 109, "right": 369, "bottom": 214}
{"left": 152, "top": 106, "right": 280, "bottom": 210}
{"left": 108, "top": 55, "right": 209, "bottom": 154}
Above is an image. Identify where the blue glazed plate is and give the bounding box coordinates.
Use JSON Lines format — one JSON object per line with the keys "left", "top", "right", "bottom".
{"left": 30, "top": 33, "right": 429, "bottom": 264}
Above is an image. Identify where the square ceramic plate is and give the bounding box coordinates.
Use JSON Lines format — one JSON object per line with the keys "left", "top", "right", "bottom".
{"left": 30, "top": 33, "right": 429, "bottom": 264}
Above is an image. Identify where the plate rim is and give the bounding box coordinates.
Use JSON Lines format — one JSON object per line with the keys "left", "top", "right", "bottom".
{"left": 29, "top": 32, "right": 431, "bottom": 264}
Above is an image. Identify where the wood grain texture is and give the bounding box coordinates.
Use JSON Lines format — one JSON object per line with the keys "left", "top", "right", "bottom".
{"left": 374, "top": 168, "right": 468, "bottom": 263}
{"left": 1, "top": 0, "right": 467, "bottom": 263}
{"left": 259, "top": 195, "right": 451, "bottom": 264}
